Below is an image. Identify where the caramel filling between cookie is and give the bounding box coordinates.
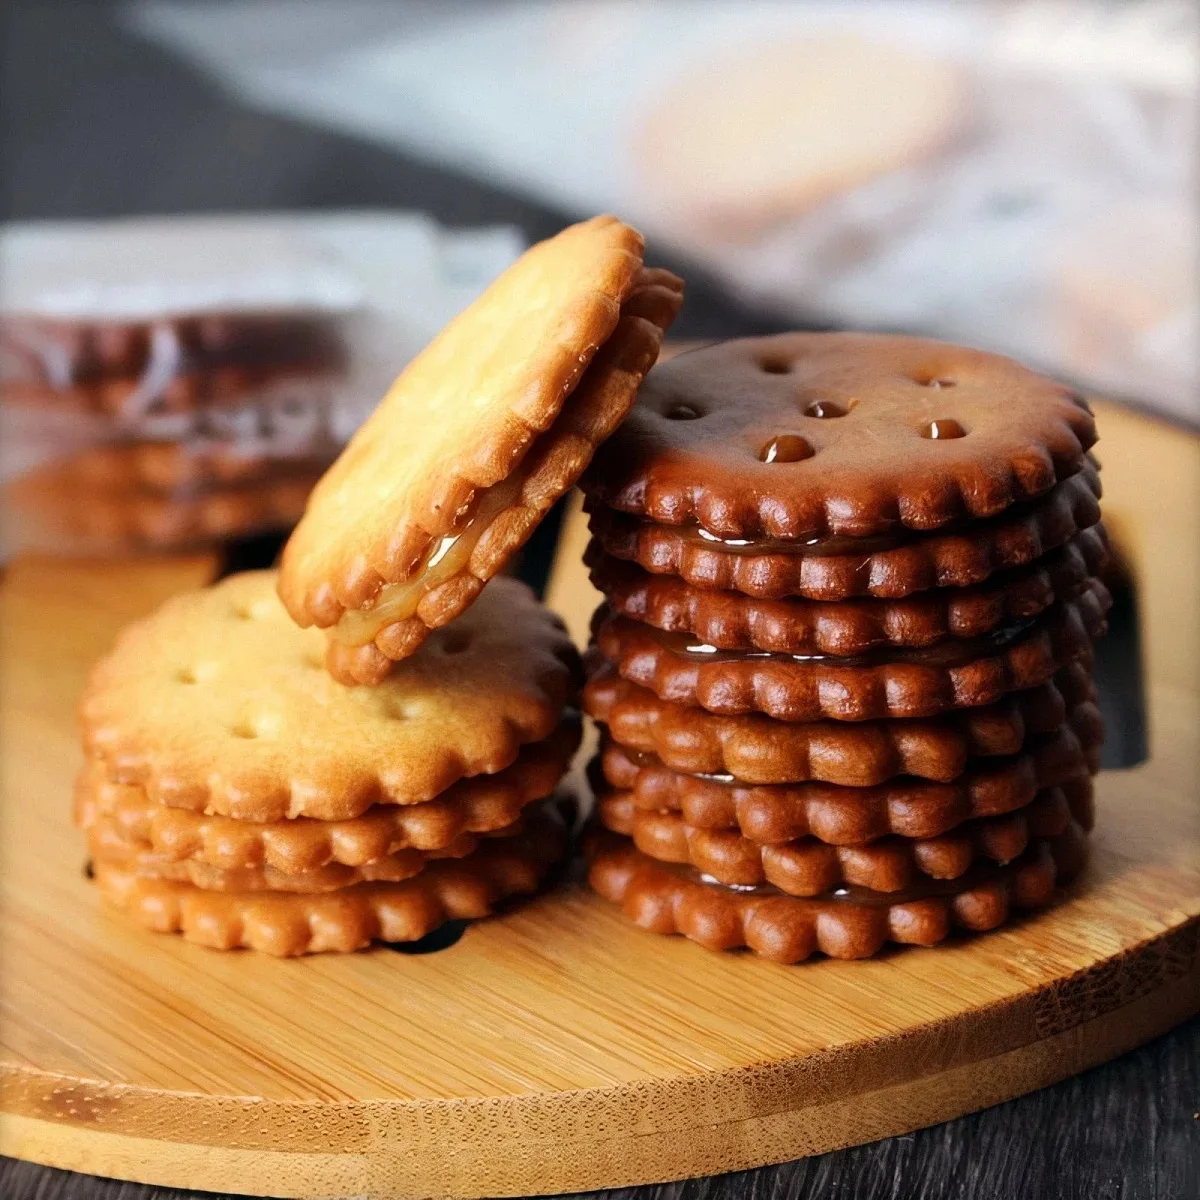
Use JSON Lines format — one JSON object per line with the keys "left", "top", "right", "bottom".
{"left": 332, "top": 471, "right": 529, "bottom": 646}
{"left": 691, "top": 857, "right": 1019, "bottom": 905}
{"left": 632, "top": 617, "right": 1038, "bottom": 668}
{"left": 595, "top": 470, "right": 1099, "bottom": 558}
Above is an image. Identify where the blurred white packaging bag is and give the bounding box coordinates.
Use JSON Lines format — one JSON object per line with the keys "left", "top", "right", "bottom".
{"left": 128, "top": 0, "right": 1197, "bottom": 423}
{"left": 0, "top": 211, "right": 523, "bottom": 477}
{"left": 0, "top": 211, "right": 521, "bottom": 555}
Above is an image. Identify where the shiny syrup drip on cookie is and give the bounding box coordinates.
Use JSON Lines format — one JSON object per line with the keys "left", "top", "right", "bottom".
{"left": 688, "top": 525, "right": 913, "bottom": 556}
{"left": 615, "top": 744, "right": 736, "bottom": 783}
{"left": 597, "top": 474, "right": 1096, "bottom": 559}
{"left": 632, "top": 617, "right": 1038, "bottom": 668}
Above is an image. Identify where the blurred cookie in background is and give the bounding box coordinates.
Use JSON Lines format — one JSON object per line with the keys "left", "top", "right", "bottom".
{"left": 1052, "top": 196, "right": 1198, "bottom": 425}
{"left": 635, "top": 35, "right": 967, "bottom": 240}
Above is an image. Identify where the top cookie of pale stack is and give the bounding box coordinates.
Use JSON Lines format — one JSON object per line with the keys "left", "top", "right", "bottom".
{"left": 279, "top": 216, "right": 683, "bottom": 685}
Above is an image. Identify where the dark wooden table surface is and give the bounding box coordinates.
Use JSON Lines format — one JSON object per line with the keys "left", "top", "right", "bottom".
{"left": 1, "top": 5, "right": 1196, "bottom": 1199}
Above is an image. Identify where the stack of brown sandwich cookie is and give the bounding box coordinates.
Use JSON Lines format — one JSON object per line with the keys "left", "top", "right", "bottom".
{"left": 581, "top": 333, "right": 1109, "bottom": 962}
{"left": 76, "top": 216, "right": 683, "bottom": 953}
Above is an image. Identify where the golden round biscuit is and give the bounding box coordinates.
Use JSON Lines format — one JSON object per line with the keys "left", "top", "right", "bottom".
{"left": 81, "top": 572, "right": 580, "bottom": 821}
{"left": 74, "top": 718, "right": 581, "bottom": 872}
{"left": 587, "top": 822, "right": 1089, "bottom": 963}
{"left": 92, "top": 799, "right": 570, "bottom": 955}
{"left": 636, "top": 35, "right": 965, "bottom": 238}
{"left": 279, "top": 216, "right": 683, "bottom": 678}
{"left": 89, "top": 824, "right": 492, "bottom": 892}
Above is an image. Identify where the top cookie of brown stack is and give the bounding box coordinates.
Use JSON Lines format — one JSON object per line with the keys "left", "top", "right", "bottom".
{"left": 580, "top": 333, "right": 1109, "bottom": 963}
{"left": 280, "top": 215, "right": 683, "bottom": 685}
{"left": 586, "top": 332, "right": 1096, "bottom": 539}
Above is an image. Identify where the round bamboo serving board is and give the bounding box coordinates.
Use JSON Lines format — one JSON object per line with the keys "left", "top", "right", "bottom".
{"left": 1, "top": 402, "right": 1197, "bottom": 1199}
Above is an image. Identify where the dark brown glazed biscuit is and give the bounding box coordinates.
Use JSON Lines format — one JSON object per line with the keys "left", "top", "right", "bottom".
{"left": 586, "top": 526, "right": 1110, "bottom": 655}
{"left": 582, "top": 662, "right": 1096, "bottom": 784}
{"left": 582, "top": 333, "right": 1096, "bottom": 539}
{"left": 586, "top": 821, "right": 1089, "bottom": 962}
{"left": 592, "top": 578, "right": 1109, "bottom": 722}
{"left": 74, "top": 716, "right": 581, "bottom": 871}
{"left": 597, "top": 722, "right": 1100, "bottom": 843}
{"left": 596, "top": 783, "right": 1091, "bottom": 894}
{"left": 587, "top": 465, "right": 1102, "bottom": 600}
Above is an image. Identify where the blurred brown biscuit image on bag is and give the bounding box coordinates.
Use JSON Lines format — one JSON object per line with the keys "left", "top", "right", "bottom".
{"left": 1, "top": 457, "right": 326, "bottom": 556}
{"left": 635, "top": 35, "right": 967, "bottom": 240}
{"left": 0, "top": 310, "right": 348, "bottom": 418}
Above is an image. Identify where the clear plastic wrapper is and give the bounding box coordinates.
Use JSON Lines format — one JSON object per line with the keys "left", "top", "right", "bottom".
{"left": 0, "top": 212, "right": 523, "bottom": 555}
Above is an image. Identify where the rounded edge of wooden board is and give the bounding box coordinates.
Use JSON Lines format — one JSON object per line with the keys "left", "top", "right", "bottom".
{"left": 2, "top": 918, "right": 1197, "bottom": 1199}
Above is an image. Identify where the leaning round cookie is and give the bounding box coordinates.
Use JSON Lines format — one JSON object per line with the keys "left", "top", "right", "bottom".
{"left": 583, "top": 662, "right": 1097, "bottom": 784}
{"left": 592, "top": 578, "right": 1110, "bottom": 721}
{"left": 597, "top": 723, "right": 1099, "bottom": 843}
{"left": 584, "top": 333, "right": 1096, "bottom": 539}
{"left": 596, "top": 783, "right": 1090, "bottom": 895}
{"left": 279, "top": 216, "right": 683, "bottom": 683}
{"left": 81, "top": 571, "right": 580, "bottom": 821}
{"left": 74, "top": 716, "right": 579, "bottom": 872}
{"left": 586, "top": 526, "right": 1110, "bottom": 655}
{"left": 93, "top": 799, "right": 569, "bottom": 955}
{"left": 587, "top": 465, "right": 1102, "bottom": 601}
{"left": 586, "top": 823, "right": 1088, "bottom": 963}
